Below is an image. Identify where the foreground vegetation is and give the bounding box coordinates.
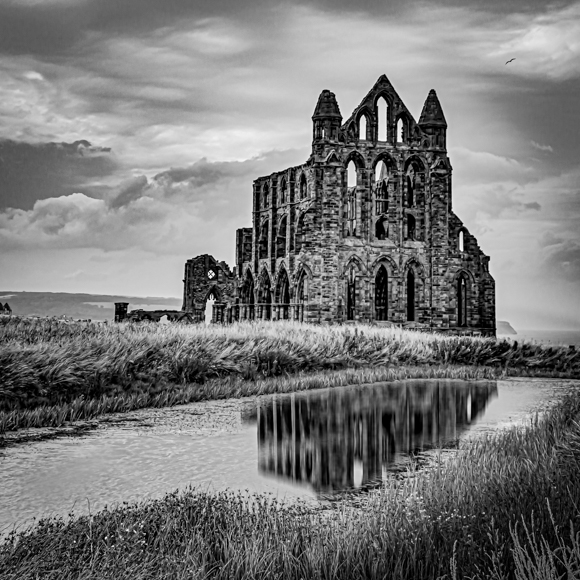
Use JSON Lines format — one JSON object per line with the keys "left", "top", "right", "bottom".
{"left": 1, "top": 316, "right": 578, "bottom": 432}
{"left": 2, "top": 387, "right": 580, "bottom": 579}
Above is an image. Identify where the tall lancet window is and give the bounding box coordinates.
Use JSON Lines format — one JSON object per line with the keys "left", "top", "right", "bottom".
{"left": 458, "top": 275, "right": 468, "bottom": 327}
{"left": 407, "top": 269, "right": 415, "bottom": 322}
{"left": 347, "top": 268, "right": 356, "bottom": 321}
{"left": 359, "top": 115, "right": 367, "bottom": 141}
{"left": 374, "top": 160, "right": 389, "bottom": 215}
{"left": 375, "top": 265, "right": 388, "bottom": 321}
{"left": 345, "top": 161, "right": 358, "bottom": 237}
{"left": 406, "top": 167, "right": 415, "bottom": 208}
{"left": 377, "top": 97, "right": 389, "bottom": 141}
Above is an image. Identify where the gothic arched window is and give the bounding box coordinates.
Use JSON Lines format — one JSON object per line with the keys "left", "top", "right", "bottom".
{"left": 407, "top": 269, "right": 415, "bottom": 322}
{"left": 377, "top": 97, "right": 389, "bottom": 141}
{"left": 347, "top": 268, "right": 356, "bottom": 321}
{"left": 458, "top": 274, "right": 468, "bottom": 327}
{"left": 359, "top": 114, "right": 367, "bottom": 141}
{"left": 375, "top": 265, "right": 388, "bottom": 321}
{"left": 300, "top": 174, "right": 307, "bottom": 199}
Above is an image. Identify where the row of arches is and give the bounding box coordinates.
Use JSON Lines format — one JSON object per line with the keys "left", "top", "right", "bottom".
{"left": 256, "top": 173, "right": 309, "bottom": 211}
{"left": 258, "top": 212, "right": 309, "bottom": 259}
{"left": 345, "top": 151, "right": 426, "bottom": 178}
{"left": 224, "top": 265, "right": 472, "bottom": 326}
{"left": 347, "top": 159, "right": 422, "bottom": 208}
{"left": 354, "top": 96, "right": 413, "bottom": 143}
{"left": 345, "top": 156, "right": 425, "bottom": 241}
{"left": 238, "top": 268, "right": 309, "bottom": 321}
{"left": 345, "top": 264, "right": 420, "bottom": 322}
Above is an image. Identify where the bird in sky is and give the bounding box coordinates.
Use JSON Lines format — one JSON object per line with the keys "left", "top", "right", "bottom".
{"left": 505, "top": 58, "right": 516, "bottom": 65}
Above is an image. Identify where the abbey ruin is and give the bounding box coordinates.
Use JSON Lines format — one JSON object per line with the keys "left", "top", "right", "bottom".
{"left": 181, "top": 75, "right": 496, "bottom": 335}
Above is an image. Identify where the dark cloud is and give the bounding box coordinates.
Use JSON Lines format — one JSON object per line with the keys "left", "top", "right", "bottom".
{"left": 0, "top": 139, "right": 118, "bottom": 210}
{"left": 0, "top": 0, "right": 272, "bottom": 56}
{"left": 0, "top": 149, "right": 304, "bottom": 253}
{"left": 107, "top": 176, "right": 149, "bottom": 209}
{"left": 0, "top": 0, "right": 572, "bottom": 58}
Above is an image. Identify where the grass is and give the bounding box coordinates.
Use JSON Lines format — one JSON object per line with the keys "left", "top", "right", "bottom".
{"left": 1, "top": 316, "right": 579, "bottom": 433}
{"left": 2, "top": 387, "right": 580, "bottom": 579}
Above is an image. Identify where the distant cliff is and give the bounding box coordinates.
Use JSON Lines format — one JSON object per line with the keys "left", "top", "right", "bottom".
{"left": 0, "top": 291, "right": 181, "bottom": 322}
{"left": 497, "top": 320, "right": 517, "bottom": 335}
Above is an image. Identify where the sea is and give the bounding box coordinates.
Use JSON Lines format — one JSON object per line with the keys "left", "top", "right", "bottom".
{"left": 497, "top": 329, "right": 580, "bottom": 348}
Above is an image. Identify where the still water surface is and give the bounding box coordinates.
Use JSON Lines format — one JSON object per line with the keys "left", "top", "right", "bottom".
{"left": 0, "top": 378, "right": 574, "bottom": 535}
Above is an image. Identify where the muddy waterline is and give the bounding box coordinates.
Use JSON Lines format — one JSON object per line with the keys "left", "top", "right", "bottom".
{"left": 1, "top": 377, "right": 577, "bottom": 537}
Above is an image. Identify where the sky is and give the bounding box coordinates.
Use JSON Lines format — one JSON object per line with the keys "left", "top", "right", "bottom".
{"left": 0, "top": 0, "right": 579, "bottom": 330}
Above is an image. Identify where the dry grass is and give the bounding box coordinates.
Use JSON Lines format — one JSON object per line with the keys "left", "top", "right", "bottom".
{"left": 1, "top": 316, "right": 578, "bottom": 433}
{"left": 2, "top": 389, "right": 580, "bottom": 579}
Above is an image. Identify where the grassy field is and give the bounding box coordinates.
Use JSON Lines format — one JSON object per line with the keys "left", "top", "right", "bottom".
{"left": 2, "top": 386, "right": 580, "bottom": 579}
{"left": 1, "top": 316, "right": 579, "bottom": 432}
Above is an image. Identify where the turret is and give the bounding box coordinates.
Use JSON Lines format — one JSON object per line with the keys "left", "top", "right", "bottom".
{"left": 418, "top": 89, "right": 447, "bottom": 150}
{"left": 312, "top": 90, "right": 342, "bottom": 149}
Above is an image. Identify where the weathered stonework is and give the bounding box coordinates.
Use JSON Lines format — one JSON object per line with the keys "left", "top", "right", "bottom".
{"left": 182, "top": 75, "right": 496, "bottom": 335}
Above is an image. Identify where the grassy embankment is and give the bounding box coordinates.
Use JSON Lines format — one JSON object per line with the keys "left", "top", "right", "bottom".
{"left": 1, "top": 315, "right": 579, "bottom": 432}
{"left": 2, "top": 386, "right": 580, "bottom": 579}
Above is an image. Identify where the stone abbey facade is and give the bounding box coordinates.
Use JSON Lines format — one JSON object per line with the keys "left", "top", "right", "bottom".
{"left": 182, "top": 75, "right": 496, "bottom": 335}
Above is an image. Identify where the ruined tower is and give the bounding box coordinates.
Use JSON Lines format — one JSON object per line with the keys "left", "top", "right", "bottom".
{"left": 182, "top": 75, "right": 496, "bottom": 334}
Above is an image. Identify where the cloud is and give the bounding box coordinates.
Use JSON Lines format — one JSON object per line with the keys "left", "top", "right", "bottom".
{"left": 0, "top": 138, "right": 118, "bottom": 210}
{"left": 540, "top": 239, "right": 580, "bottom": 282}
{"left": 491, "top": 2, "right": 580, "bottom": 81}
{"left": 0, "top": 149, "right": 304, "bottom": 257}
{"left": 531, "top": 140, "right": 553, "bottom": 152}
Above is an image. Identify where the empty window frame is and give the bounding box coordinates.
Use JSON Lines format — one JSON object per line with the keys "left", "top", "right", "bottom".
{"left": 406, "top": 214, "right": 416, "bottom": 241}
{"left": 457, "top": 274, "right": 468, "bottom": 327}
{"left": 375, "top": 217, "right": 388, "bottom": 240}
{"left": 377, "top": 97, "right": 389, "bottom": 141}
{"left": 344, "top": 189, "right": 357, "bottom": 237}
{"left": 406, "top": 168, "right": 415, "bottom": 208}
{"left": 375, "top": 265, "right": 388, "bottom": 321}
{"left": 374, "top": 160, "right": 389, "bottom": 215}
{"left": 406, "top": 269, "right": 415, "bottom": 322}
{"left": 276, "top": 216, "right": 287, "bottom": 258}
{"left": 347, "top": 269, "right": 356, "bottom": 320}
{"left": 262, "top": 183, "right": 269, "bottom": 208}
{"left": 258, "top": 221, "right": 269, "bottom": 259}
{"left": 300, "top": 174, "right": 307, "bottom": 199}
{"left": 359, "top": 114, "right": 367, "bottom": 141}
{"left": 396, "top": 118, "right": 404, "bottom": 143}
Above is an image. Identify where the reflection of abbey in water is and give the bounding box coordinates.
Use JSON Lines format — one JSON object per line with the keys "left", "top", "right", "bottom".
{"left": 257, "top": 381, "right": 497, "bottom": 495}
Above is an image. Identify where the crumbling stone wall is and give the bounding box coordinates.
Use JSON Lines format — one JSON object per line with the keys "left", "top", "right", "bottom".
{"left": 182, "top": 254, "right": 236, "bottom": 322}
{"left": 182, "top": 75, "right": 495, "bottom": 334}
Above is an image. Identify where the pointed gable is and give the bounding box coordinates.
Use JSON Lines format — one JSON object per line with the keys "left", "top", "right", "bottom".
{"left": 341, "top": 74, "right": 418, "bottom": 133}
{"left": 418, "top": 89, "right": 447, "bottom": 127}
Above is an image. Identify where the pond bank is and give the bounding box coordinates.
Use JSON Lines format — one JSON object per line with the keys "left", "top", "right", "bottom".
{"left": 2, "top": 380, "right": 580, "bottom": 580}
{"left": 2, "top": 378, "right": 577, "bottom": 538}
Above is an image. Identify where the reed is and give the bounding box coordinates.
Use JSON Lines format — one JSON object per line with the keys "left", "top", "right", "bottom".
{"left": 1, "top": 316, "right": 578, "bottom": 432}
{"left": 2, "top": 389, "right": 580, "bottom": 580}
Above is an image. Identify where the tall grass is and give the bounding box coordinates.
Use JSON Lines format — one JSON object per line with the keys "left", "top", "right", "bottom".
{"left": 1, "top": 316, "right": 578, "bottom": 433}
{"left": 0, "top": 364, "right": 498, "bottom": 433}
{"left": 2, "top": 389, "right": 580, "bottom": 579}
